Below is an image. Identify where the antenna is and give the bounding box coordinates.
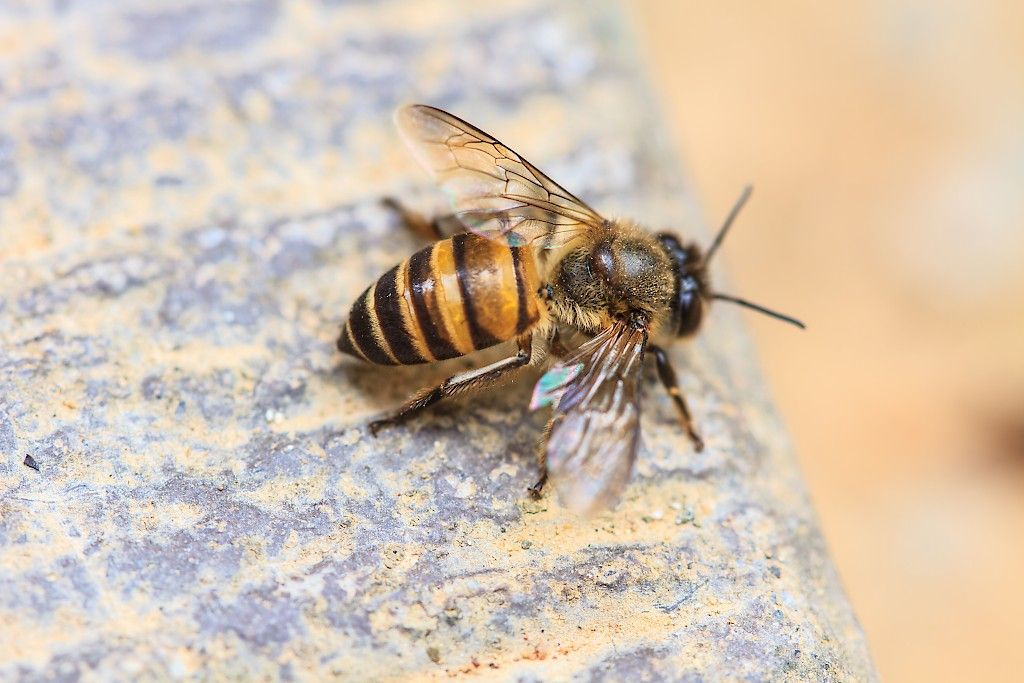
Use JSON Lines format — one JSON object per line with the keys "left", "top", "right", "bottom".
{"left": 705, "top": 184, "right": 753, "bottom": 263}
{"left": 704, "top": 185, "right": 805, "bottom": 330}
{"left": 711, "top": 293, "right": 806, "bottom": 329}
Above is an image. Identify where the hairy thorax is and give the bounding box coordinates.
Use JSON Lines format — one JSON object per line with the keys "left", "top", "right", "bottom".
{"left": 546, "top": 222, "right": 676, "bottom": 334}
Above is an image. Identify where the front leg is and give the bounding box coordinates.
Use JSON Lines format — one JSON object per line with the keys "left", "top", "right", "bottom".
{"left": 649, "top": 345, "right": 704, "bottom": 452}
{"left": 548, "top": 326, "right": 570, "bottom": 359}
{"left": 369, "top": 335, "right": 533, "bottom": 436}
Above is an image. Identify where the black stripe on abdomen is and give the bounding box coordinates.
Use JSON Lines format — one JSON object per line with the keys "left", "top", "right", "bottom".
{"left": 511, "top": 248, "right": 533, "bottom": 334}
{"left": 451, "top": 234, "right": 501, "bottom": 350}
{"left": 347, "top": 288, "right": 397, "bottom": 365}
{"left": 407, "top": 246, "right": 461, "bottom": 361}
{"left": 373, "top": 265, "right": 426, "bottom": 364}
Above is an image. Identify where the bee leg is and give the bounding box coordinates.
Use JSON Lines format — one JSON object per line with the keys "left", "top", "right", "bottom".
{"left": 649, "top": 345, "right": 705, "bottom": 452}
{"left": 528, "top": 470, "right": 548, "bottom": 497}
{"left": 548, "top": 327, "right": 570, "bottom": 359}
{"left": 381, "top": 197, "right": 464, "bottom": 241}
{"left": 528, "top": 330, "right": 568, "bottom": 496}
{"left": 369, "top": 336, "right": 534, "bottom": 436}
{"left": 528, "top": 417, "right": 555, "bottom": 496}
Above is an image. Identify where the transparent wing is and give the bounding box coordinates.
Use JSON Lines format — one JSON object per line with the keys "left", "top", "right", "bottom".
{"left": 531, "top": 321, "right": 648, "bottom": 515}
{"left": 395, "top": 104, "right": 606, "bottom": 249}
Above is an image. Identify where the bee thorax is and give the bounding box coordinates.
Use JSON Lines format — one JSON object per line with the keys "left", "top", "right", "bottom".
{"left": 548, "top": 228, "right": 675, "bottom": 333}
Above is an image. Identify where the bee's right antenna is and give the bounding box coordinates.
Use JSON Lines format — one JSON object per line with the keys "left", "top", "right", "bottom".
{"left": 710, "top": 293, "right": 806, "bottom": 329}
{"left": 705, "top": 184, "right": 806, "bottom": 330}
{"left": 705, "top": 184, "right": 753, "bottom": 263}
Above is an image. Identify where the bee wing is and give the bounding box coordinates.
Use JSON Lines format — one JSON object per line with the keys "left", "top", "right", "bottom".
{"left": 395, "top": 104, "right": 606, "bottom": 249}
{"left": 532, "top": 321, "right": 648, "bottom": 516}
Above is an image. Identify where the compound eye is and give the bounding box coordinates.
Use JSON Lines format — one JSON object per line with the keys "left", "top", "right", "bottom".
{"left": 676, "top": 277, "right": 704, "bottom": 336}
{"left": 591, "top": 241, "right": 616, "bottom": 284}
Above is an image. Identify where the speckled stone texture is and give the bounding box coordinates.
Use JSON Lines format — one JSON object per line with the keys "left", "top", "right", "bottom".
{"left": 0, "top": 1, "right": 876, "bottom": 681}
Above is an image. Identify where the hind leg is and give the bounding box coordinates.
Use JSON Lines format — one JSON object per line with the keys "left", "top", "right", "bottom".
{"left": 369, "top": 335, "right": 534, "bottom": 436}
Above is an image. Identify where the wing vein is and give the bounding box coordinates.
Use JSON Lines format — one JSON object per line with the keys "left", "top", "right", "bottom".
{"left": 395, "top": 104, "right": 606, "bottom": 249}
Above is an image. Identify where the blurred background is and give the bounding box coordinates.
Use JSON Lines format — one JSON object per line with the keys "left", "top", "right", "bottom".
{"left": 630, "top": 2, "right": 1024, "bottom": 681}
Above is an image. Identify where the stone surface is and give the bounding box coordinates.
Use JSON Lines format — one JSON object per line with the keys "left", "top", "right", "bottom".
{"left": 0, "top": 1, "right": 876, "bottom": 680}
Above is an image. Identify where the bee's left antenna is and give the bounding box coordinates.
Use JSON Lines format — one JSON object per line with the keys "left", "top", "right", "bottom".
{"left": 705, "top": 184, "right": 753, "bottom": 263}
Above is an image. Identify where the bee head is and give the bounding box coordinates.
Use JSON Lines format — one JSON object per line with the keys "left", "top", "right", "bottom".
{"left": 657, "top": 186, "right": 805, "bottom": 335}
{"left": 656, "top": 232, "right": 709, "bottom": 337}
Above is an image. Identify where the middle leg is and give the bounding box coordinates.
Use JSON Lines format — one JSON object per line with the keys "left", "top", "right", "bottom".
{"left": 649, "top": 345, "right": 704, "bottom": 452}
{"left": 528, "top": 327, "right": 572, "bottom": 497}
{"left": 529, "top": 417, "right": 554, "bottom": 497}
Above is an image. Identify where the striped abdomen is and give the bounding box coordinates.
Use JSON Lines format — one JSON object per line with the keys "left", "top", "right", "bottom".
{"left": 338, "top": 233, "right": 542, "bottom": 365}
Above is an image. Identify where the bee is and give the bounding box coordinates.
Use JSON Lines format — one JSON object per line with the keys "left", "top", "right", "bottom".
{"left": 339, "top": 105, "right": 803, "bottom": 515}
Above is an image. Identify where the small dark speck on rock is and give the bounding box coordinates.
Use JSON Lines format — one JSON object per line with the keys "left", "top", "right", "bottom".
{"left": 769, "top": 566, "right": 782, "bottom": 579}
{"left": 521, "top": 540, "right": 532, "bottom": 549}
{"left": 24, "top": 454, "right": 40, "bottom": 471}
{"left": 674, "top": 507, "right": 695, "bottom": 525}
{"left": 426, "top": 646, "right": 440, "bottom": 663}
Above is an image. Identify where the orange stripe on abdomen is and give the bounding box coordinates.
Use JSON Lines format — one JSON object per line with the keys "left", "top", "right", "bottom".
{"left": 452, "top": 234, "right": 524, "bottom": 345}
{"left": 430, "top": 239, "right": 477, "bottom": 356}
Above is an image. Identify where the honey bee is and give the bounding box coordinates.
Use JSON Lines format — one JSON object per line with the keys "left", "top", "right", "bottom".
{"left": 339, "top": 105, "right": 803, "bottom": 515}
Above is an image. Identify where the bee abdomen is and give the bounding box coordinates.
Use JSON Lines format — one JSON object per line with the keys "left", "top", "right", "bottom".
{"left": 338, "top": 234, "right": 542, "bottom": 365}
